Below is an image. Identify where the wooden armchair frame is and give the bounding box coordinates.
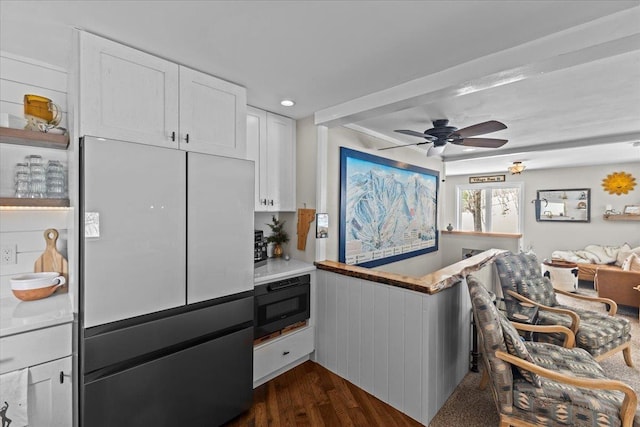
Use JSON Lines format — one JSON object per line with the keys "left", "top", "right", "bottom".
{"left": 505, "top": 289, "right": 632, "bottom": 366}
{"left": 479, "top": 322, "right": 575, "bottom": 390}
{"left": 495, "top": 351, "right": 638, "bottom": 427}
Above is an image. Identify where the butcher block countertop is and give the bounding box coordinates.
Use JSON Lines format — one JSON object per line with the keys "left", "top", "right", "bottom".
{"left": 314, "top": 249, "right": 505, "bottom": 295}
{"left": 0, "top": 292, "right": 73, "bottom": 338}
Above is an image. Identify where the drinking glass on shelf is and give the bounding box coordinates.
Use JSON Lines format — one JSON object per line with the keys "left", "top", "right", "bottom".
{"left": 14, "top": 162, "right": 31, "bottom": 198}
{"left": 25, "top": 154, "right": 43, "bottom": 166}
{"left": 46, "top": 178, "right": 65, "bottom": 198}
{"left": 29, "top": 173, "right": 46, "bottom": 198}
{"left": 15, "top": 176, "right": 30, "bottom": 198}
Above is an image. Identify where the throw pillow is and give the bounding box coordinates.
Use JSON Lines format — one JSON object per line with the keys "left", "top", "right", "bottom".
{"left": 499, "top": 313, "right": 542, "bottom": 387}
{"left": 622, "top": 253, "right": 640, "bottom": 272}
{"left": 616, "top": 243, "right": 632, "bottom": 267}
{"left": 516, "top": 277, "right": 558, "bottom": 307}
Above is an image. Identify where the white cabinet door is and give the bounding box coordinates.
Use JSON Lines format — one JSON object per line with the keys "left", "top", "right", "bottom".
{"left": 187, "top": 153, "right": 254, "bottom": 304}
{"left": 28, "top": 356, "right": 72, "bottom": 427}
{"left": 247, "top": 108, "right": 296, "bottom": 212}
{"left": 246, "top": 106, "right": 267, "bottom": 210}
{"left": 79, "top": 31, "right": 179, "bottom": 147}
{"left": 266, "top": 112, "right": 296, "bottom": 212}
{"left": 179, "top": 66, "right": 247, "bottom": 158}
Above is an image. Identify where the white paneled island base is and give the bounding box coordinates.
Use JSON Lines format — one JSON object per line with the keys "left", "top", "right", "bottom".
{"left": 314, "top": 251, "right": 502, "bottom": 425}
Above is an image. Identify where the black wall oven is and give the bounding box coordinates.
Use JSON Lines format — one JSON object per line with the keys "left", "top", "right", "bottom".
{"left": 254, "top": 274, "right": 310, "bottom": 339}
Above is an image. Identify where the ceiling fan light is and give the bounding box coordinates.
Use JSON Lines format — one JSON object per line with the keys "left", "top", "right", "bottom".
{"left": 427, "top": 145, "right": 445, "bottom": 158}
{"left": 508, "top": 161, "right": 526, "bottom": 175}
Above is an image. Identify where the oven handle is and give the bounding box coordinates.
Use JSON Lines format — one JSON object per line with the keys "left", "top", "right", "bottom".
{"left": 268, "top": 281, "right": 299, "bottom": 291}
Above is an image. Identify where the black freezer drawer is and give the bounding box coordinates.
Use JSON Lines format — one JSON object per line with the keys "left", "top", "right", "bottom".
{"left": 84, "top": 295, "right": 253, "bottom": 373}
{"left": 84, "top": 326, "right": 253, "bottom": 427}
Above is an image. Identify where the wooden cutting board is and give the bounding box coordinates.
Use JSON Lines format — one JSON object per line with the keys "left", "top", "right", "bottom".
{"left": 34, "top": 228, "right": 68, "bottom": 285}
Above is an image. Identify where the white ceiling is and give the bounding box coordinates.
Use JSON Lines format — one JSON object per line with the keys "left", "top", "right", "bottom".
{"left": 1, "top": 0, "right": 639, "bottom": 175}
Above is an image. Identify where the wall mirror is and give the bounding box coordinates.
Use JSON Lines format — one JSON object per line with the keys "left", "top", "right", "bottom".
{"left": 535, "top": 188, "right": 590, "bottom": 222}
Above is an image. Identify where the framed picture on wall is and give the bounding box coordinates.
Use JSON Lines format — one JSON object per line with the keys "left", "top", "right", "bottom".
{"left": 339, "top": 147, "right": 439, "bottom": 267}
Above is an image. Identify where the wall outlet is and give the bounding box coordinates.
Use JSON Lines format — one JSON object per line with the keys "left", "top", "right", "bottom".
{"left": 0, "top": 245, "right": 17, "bottom": 265}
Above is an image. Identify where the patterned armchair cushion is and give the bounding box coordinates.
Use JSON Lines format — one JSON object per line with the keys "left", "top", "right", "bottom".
{"left": 467, "top": 276, "right": 514, "bottom": 413}
{"left": 498, "top": 313, "right": 542, "bottom": 387}
{"left": 516, "top": 277, "right": 558, "bottom": 306}
{"left": 536, "top": 307, "right": 631, "bottom": 357}
{"left": 512, "top": 342, "right": 640, "bottom": 426}
{"left": 495, "top": 251, "right": 545, "bottom": 315}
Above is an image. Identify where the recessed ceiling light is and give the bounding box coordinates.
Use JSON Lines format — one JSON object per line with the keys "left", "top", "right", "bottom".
{"left": 280, "top": 99, "right": 295, "bottom": 107}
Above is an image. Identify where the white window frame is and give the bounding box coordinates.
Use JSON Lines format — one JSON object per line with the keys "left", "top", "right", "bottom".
{"left": 455, "top": 182, "right": 524, "bottom": 233}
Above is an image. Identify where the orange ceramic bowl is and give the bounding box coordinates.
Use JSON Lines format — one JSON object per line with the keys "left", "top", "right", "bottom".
{"left": 10, "top": 272, "right": 66, "bottom": 301}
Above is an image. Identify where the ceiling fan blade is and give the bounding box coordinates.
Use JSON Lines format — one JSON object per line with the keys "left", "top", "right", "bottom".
{"left": 452, "top": 137, "right": 508, "bottom": 148}
{"left": 378, "top": 141, "right": 431, "bottom": 151}
{"left": 394, "top": 129, "right": 436, "bottom": 139}
{"left": 453, "top": 120, "right": 506, "bottom": 138}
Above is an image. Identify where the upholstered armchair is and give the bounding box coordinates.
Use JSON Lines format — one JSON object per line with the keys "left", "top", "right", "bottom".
{"left": 495, "top": 251, "right": 633, "bottom": 367}
{"left": 467, "top": 275, "right": 639, "bottom": 427}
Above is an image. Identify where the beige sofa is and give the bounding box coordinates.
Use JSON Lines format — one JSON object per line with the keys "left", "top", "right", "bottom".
{"left": 552, "top": 243, "right": 640, "bottom": 308}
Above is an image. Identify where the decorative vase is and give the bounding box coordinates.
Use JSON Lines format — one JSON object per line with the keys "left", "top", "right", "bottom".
{"left": 446, "top": 223, "right": 454, "bottom": 232}
{"left": 273, "top": 243, "right": 283, "bottom": 258}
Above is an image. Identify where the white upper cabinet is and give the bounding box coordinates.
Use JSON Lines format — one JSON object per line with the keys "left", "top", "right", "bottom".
{"left": 79, "top": 32, "right": 179, "bottom": 147}
{"left": 246, "top": 106, "right": 296, "bottom": 212}
{"left": 246, "top": 107, "right": 267, "bottom": 210}
{"left": 179, "top": 67, "right": 246, "bottom": 157}
{"left": 78, "top": 32, "right": 247, "bottom": 158}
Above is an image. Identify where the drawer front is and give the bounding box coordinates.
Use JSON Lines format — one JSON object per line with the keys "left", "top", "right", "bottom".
{"left": 254, "top": 326, "right": 314, "bottom": 382}
{"left": 0, "top": 323, "right": 72, "bottom": 374}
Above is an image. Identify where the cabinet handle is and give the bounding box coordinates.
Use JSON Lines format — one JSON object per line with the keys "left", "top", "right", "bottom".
{"left": 59, "top": 371, "right": 70, "bottom": 384}
{"left": 283, "top": 351, "right": 290, "bottom": 356}
{"left": 171, "top": 131, "right": 176, "bottom": 142}
{"left": 185, "top": 133, "right": 190, "bottom": 143}
{"left": 261, "top": 199, "right": 267, "bottom": 205}
{"left": 269, "top": 200, "right": 274, "bottom": 206}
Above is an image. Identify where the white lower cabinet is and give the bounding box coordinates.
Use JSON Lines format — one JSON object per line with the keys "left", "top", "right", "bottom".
{"left": 28, "top": 356, "right": 72, "bottom": 427}
{"left": 253, "top": 325, "right": 314, "bottom": 387}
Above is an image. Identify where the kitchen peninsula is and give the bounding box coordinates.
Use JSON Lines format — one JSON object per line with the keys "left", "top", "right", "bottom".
{"left": 313, "top": 249, "right": 504, "bottom": 426}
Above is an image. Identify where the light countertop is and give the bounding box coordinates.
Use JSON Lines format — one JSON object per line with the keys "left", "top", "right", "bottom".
{"left": 0, "top": 292, "right": 74, "bottom": 338}
{"left": 254, "top": 258, "right": 316, "bottom": 285}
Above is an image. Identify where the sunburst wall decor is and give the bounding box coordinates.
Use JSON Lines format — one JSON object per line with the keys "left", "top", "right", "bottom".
{"left": 601, "top": 171, "right": 636, "bottom": 195}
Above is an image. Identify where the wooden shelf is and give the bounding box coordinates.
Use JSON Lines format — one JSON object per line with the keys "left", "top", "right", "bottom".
{"left": 603, "top": 214, "right": 640, "bottom": 221}
{"left": 0, "top": 198, "right": 70, "bottom": 208}
{"left": 0, "top": 126, "right": 69, "bottom": 149}
{"left": 441, "top": 230, "right": 522, "bottom": 239}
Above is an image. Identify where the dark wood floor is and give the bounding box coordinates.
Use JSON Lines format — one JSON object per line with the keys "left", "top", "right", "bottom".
{"left": 225, "top": 361, "right": 423, "bottom": 427}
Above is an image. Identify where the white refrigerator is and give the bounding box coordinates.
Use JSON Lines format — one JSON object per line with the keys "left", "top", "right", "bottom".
{"left": 80, "top": 136, "right": 254, "bottom": 426}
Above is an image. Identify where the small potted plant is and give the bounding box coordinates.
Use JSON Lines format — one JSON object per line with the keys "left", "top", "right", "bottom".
{"left": 266, "top": 215, "right": 289, "bottom": 258}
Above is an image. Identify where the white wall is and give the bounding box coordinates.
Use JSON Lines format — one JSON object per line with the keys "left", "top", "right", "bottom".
{"left": 444, "top": 161, "right": 640, "bottom": 261}
{"left": 0, "top": 52, "right": 71, "bottom": 299}
{"left": 299, "top": 121, "right": 446, "bottom": 277}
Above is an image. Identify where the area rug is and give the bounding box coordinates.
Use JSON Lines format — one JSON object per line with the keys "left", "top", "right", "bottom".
{"left": 429, "top": 290, "right": 639, "bottom": 427}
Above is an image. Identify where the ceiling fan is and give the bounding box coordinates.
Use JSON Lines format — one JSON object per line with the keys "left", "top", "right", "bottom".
{"left": 379, "top": 119, "right": 508, "bottom": 156}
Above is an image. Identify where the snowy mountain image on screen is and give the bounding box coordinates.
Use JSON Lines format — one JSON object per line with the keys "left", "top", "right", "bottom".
{"left": 346, "top": 160, "right": 437, "bottom": 254}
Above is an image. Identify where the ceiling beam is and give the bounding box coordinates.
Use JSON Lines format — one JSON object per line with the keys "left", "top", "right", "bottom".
{"left": 441, "top": 131, "right": 640, "bottom": 162}
{"left": 314, "top": 8, "right": 640, "bottom": 128}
